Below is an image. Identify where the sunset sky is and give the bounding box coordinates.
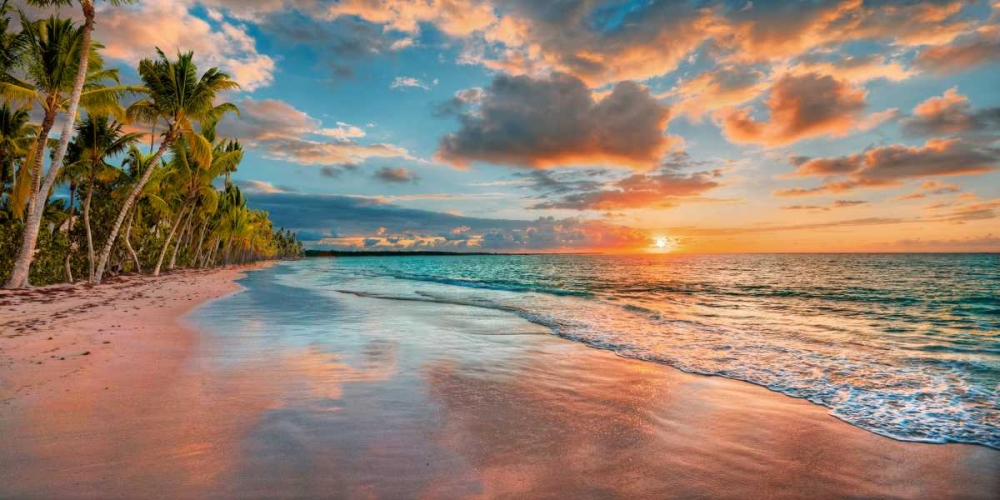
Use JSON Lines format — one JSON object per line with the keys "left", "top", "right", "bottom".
{"left": 32, "top": 0, "right": 1000, "bottom": 252}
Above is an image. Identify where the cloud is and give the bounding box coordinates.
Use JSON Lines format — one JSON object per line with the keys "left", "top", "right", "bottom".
{"left": 458, "top": 1, "right": 972, "bottom": 87}
{"left": 205, "top": 0, "right": 988, "bottom": 90}
{"left": 436, "top": 73, "right": 673, "bottom": 169}
{"left": 895, "top": 234, "right": 1000, "bottom": 251}
{"left": 716, "top": 73, "right": 891, "bottom": 147}
{"left": 217, "top": 98, "right": 318, "bottom": 140}
{"left": 317, "top": 122, "right": 367, "bottom": 140}
{"left": 932, "top": 199, "right": 1000, "bottom": 223}
{"left": 894, "top": 180, "right": 962, "bottom": 200}
{"left": 433, "top": 87, "right": 486, "bottom": 117}
{"left": 261, "top": 138, "right": 413, "bottom": 166}
{"left": 233, "top": 179, "right": 293, "bottom": 194}
{"left": 467, "top": 1, "right": 716, "bottom": 87}
{"left": 902, "top": 88, "right": 1000, "bottom": 136}
{"left": 217, "top": 98, "right": 414, "bottom": 166}
{"left": 373, "top": 167, "right": 420, "bottom": 184}
{"left": 323, "top": 0, "right": 497, "bottom": 38}
{"left": 390, "top": 76, "right": 432, "bottom": 90}
{"left": 532, "top": 168, "right": 723, "bottom": 210}
{"left": 780, "top": 200, "right": 868, "bottom": 211}
{"left": 669, "top": 65, "right": 769, "bottom": 120}
{"left": 833, "top": 200, "right": 868, "bottom": 208}
{"left": 246, "top": 192, "right": 652, "bottom": 252}
{"left": 776, "top": 138, "right": 1000, "bottom": 196}
{"left": 915, "top": 25, "right": 1000, "bottom": 74}
{"left": 785, "top": 54, "right": 915, "bottom": 83}
{"left": 95, "top": 0, "right": 275, "bottom": 91}
{"left": 720, "top": 0, "right": 974, "bottom": 63}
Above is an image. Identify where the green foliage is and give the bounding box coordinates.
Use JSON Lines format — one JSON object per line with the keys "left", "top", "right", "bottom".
{"left": 0, "top": 7, "right": 302, "bottom": 286}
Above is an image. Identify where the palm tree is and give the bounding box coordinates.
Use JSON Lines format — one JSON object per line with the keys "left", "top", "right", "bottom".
{"left": 0, "top": 1, "right": 25, "bottom": 84}
{"left": 92, "top": 49, "right": 238, "bottom": 284}
{"left": 65, "top": 114, "right": 142, "bottom": 281}
{"left": 0, "top": 103, "right": 37, "bottom": 208}
{"left": 117, "top": 144, "right": 161, "bottom": 273}
{"left": 1, "top": 13, "right": 134, "bottom": 288}
{"left": 166, "top": 120, "right": 241, "bottom": 272}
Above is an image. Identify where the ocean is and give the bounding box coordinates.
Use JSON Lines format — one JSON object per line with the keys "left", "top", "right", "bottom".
{"left": 195, "top": 254, "right": 999, "bottom": 449}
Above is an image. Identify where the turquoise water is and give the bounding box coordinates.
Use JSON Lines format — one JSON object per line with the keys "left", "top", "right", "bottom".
{"left": 213, "top": 254, "right": 999, "bottom": 448}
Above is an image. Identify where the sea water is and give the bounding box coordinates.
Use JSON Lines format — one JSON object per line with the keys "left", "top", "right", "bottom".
{"left": 218, "top": 254, "right": 1000, "bottom": 448}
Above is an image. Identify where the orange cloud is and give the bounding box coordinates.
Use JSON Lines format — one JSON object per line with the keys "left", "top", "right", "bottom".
{"left": 785, "top": 55, "right": 915, "bottom": 83}
{"left": 915, "top": 25, "right": 1000, "bottom": 74}
{"left": 669, "top": 66, "right": 769, "bottom": 120}
{"left": 894, "top": 180, "right": 962, "bottom": 200}
{"left": 717, "top": 73, "right": 891, "bottom": 147}
{"left": 97, "top": 0, "right": 275, "bottom": 90}
{"left": 903, "top": 87, "right": 1000, "bottom": 136}
{"left": 463, "top": 2, "right": 719, "bottom": 87}
{"left": 532, "top": 170, "right": 723, "bottom": 211}
{"left": 720, "top": 0, "right": 973, "bottom": 64}
{"left": 322, "top": 0, "right": 497, "bottom": 37}
{"left": 777, "top": 138, "right": 1000, "bottom": 196}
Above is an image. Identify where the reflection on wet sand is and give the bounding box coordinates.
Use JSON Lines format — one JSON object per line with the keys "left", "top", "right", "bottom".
{"left": 3, "top": 264, "right": 997, "bottom": 499}
{"left": 423, "top": 342, "right": 1000, "bottom": 499}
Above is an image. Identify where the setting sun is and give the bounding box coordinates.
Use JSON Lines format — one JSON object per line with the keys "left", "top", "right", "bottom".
{"left": 652, "top": 236, "right": 676, "bottom": 252}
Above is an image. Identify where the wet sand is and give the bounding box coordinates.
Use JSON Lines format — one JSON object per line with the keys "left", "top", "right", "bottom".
{"left": 1, "top": 263, "right": 997, "bottom": 499}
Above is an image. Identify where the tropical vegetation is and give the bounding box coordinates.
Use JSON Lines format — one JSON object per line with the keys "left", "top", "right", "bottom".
{"left": 0, "top": 1, "right": 303, "bottom": 288}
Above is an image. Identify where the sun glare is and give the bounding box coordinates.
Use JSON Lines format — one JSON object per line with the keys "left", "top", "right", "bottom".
{"left": 652, "top": 236, "right": 676, "bottom": 252}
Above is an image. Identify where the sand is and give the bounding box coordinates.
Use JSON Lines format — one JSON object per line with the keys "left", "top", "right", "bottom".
{"left": 1, "top": 262, "right": 997, "bottom": 499}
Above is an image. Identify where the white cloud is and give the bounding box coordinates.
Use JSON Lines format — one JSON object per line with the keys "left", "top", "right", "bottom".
{"left": 390, "top": 76, "right": 431, "bottom": 90}
{"left": 317, "top": 122, "right": 367, "bottom": 140}
{"left": 96, "top": 0, "right": 275, "bottom": 91}
{"left": 217, "top": 98, "right": 414, "bottom": 166}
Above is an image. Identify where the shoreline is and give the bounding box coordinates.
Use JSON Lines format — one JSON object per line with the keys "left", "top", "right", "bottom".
{"left": 2, "top": 261, "right": 997, "bottom": 498}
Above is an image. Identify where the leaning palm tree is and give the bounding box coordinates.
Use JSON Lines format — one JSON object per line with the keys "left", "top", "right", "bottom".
{"left": 65, "top": 114, "right": 142, "bottom": 281}
{"left": 92, "top": 49, "right": 238, "bottom": 284}
{"left": 116, "top": 144, "right": 162, "bottom": 273}
{"left": 1, "top": 13, "right": 134, "bottom": 288}
{"left": 160, "top": 119, "right": 241, "bottom": 273}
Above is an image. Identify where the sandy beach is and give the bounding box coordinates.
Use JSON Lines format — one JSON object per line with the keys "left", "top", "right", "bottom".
{"left": 1, "top": 261, "right": 997, "bottom": 499}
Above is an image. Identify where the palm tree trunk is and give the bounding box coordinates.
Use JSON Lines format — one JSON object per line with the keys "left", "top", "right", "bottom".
{"left": 3, "top": 109, "right": 55, "bottom": 288}
{"left": 4, "top": 2, "right": 96, "bottom": 289}
{"left": 63, "top": 183, "right": 76, "bottom": 283}
{"left": 223, "top": 240, "right": 233, "bottom": 267}
{"left": 123, "top": 207, "right": 141, "bottom": 274}
{"left": 192, "top": 221, "right": 209, "bottom": 267}
{"left": 168, "top": 206, "right": 194, "bottom": 270}
{"left": 93, "top": 130, "right": 176, "bottom": 284}
{"left": 83, "top": 177, "right": 95, "bottom": 282}
{"left": 153, "top": 203, "right": 187, "bottom": 277}
{"left": 204, "top": 236, "right": 219, "bottom": 268}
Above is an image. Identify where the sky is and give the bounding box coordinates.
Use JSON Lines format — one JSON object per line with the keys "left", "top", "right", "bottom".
{"left": 24, "top": 0, "right": 1000, "bottom": 253}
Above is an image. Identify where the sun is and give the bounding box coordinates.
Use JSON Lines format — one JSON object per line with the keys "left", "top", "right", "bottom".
{"left": 652, "top": 236, "right": 676, "bottom": 252}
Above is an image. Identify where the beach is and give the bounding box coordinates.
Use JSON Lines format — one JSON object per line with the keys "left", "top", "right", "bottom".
{"left": 1, "top": 261, "right": 997, "bottom": 499}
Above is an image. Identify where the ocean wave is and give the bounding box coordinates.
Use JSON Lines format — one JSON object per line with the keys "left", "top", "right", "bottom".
{"left": 283, "top": 256, "right": 1000, "bottom": 449}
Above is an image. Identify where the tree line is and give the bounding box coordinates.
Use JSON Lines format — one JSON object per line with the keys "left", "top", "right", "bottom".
{"left": 1, "top": 0, "right": 303, "bottom": 289}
